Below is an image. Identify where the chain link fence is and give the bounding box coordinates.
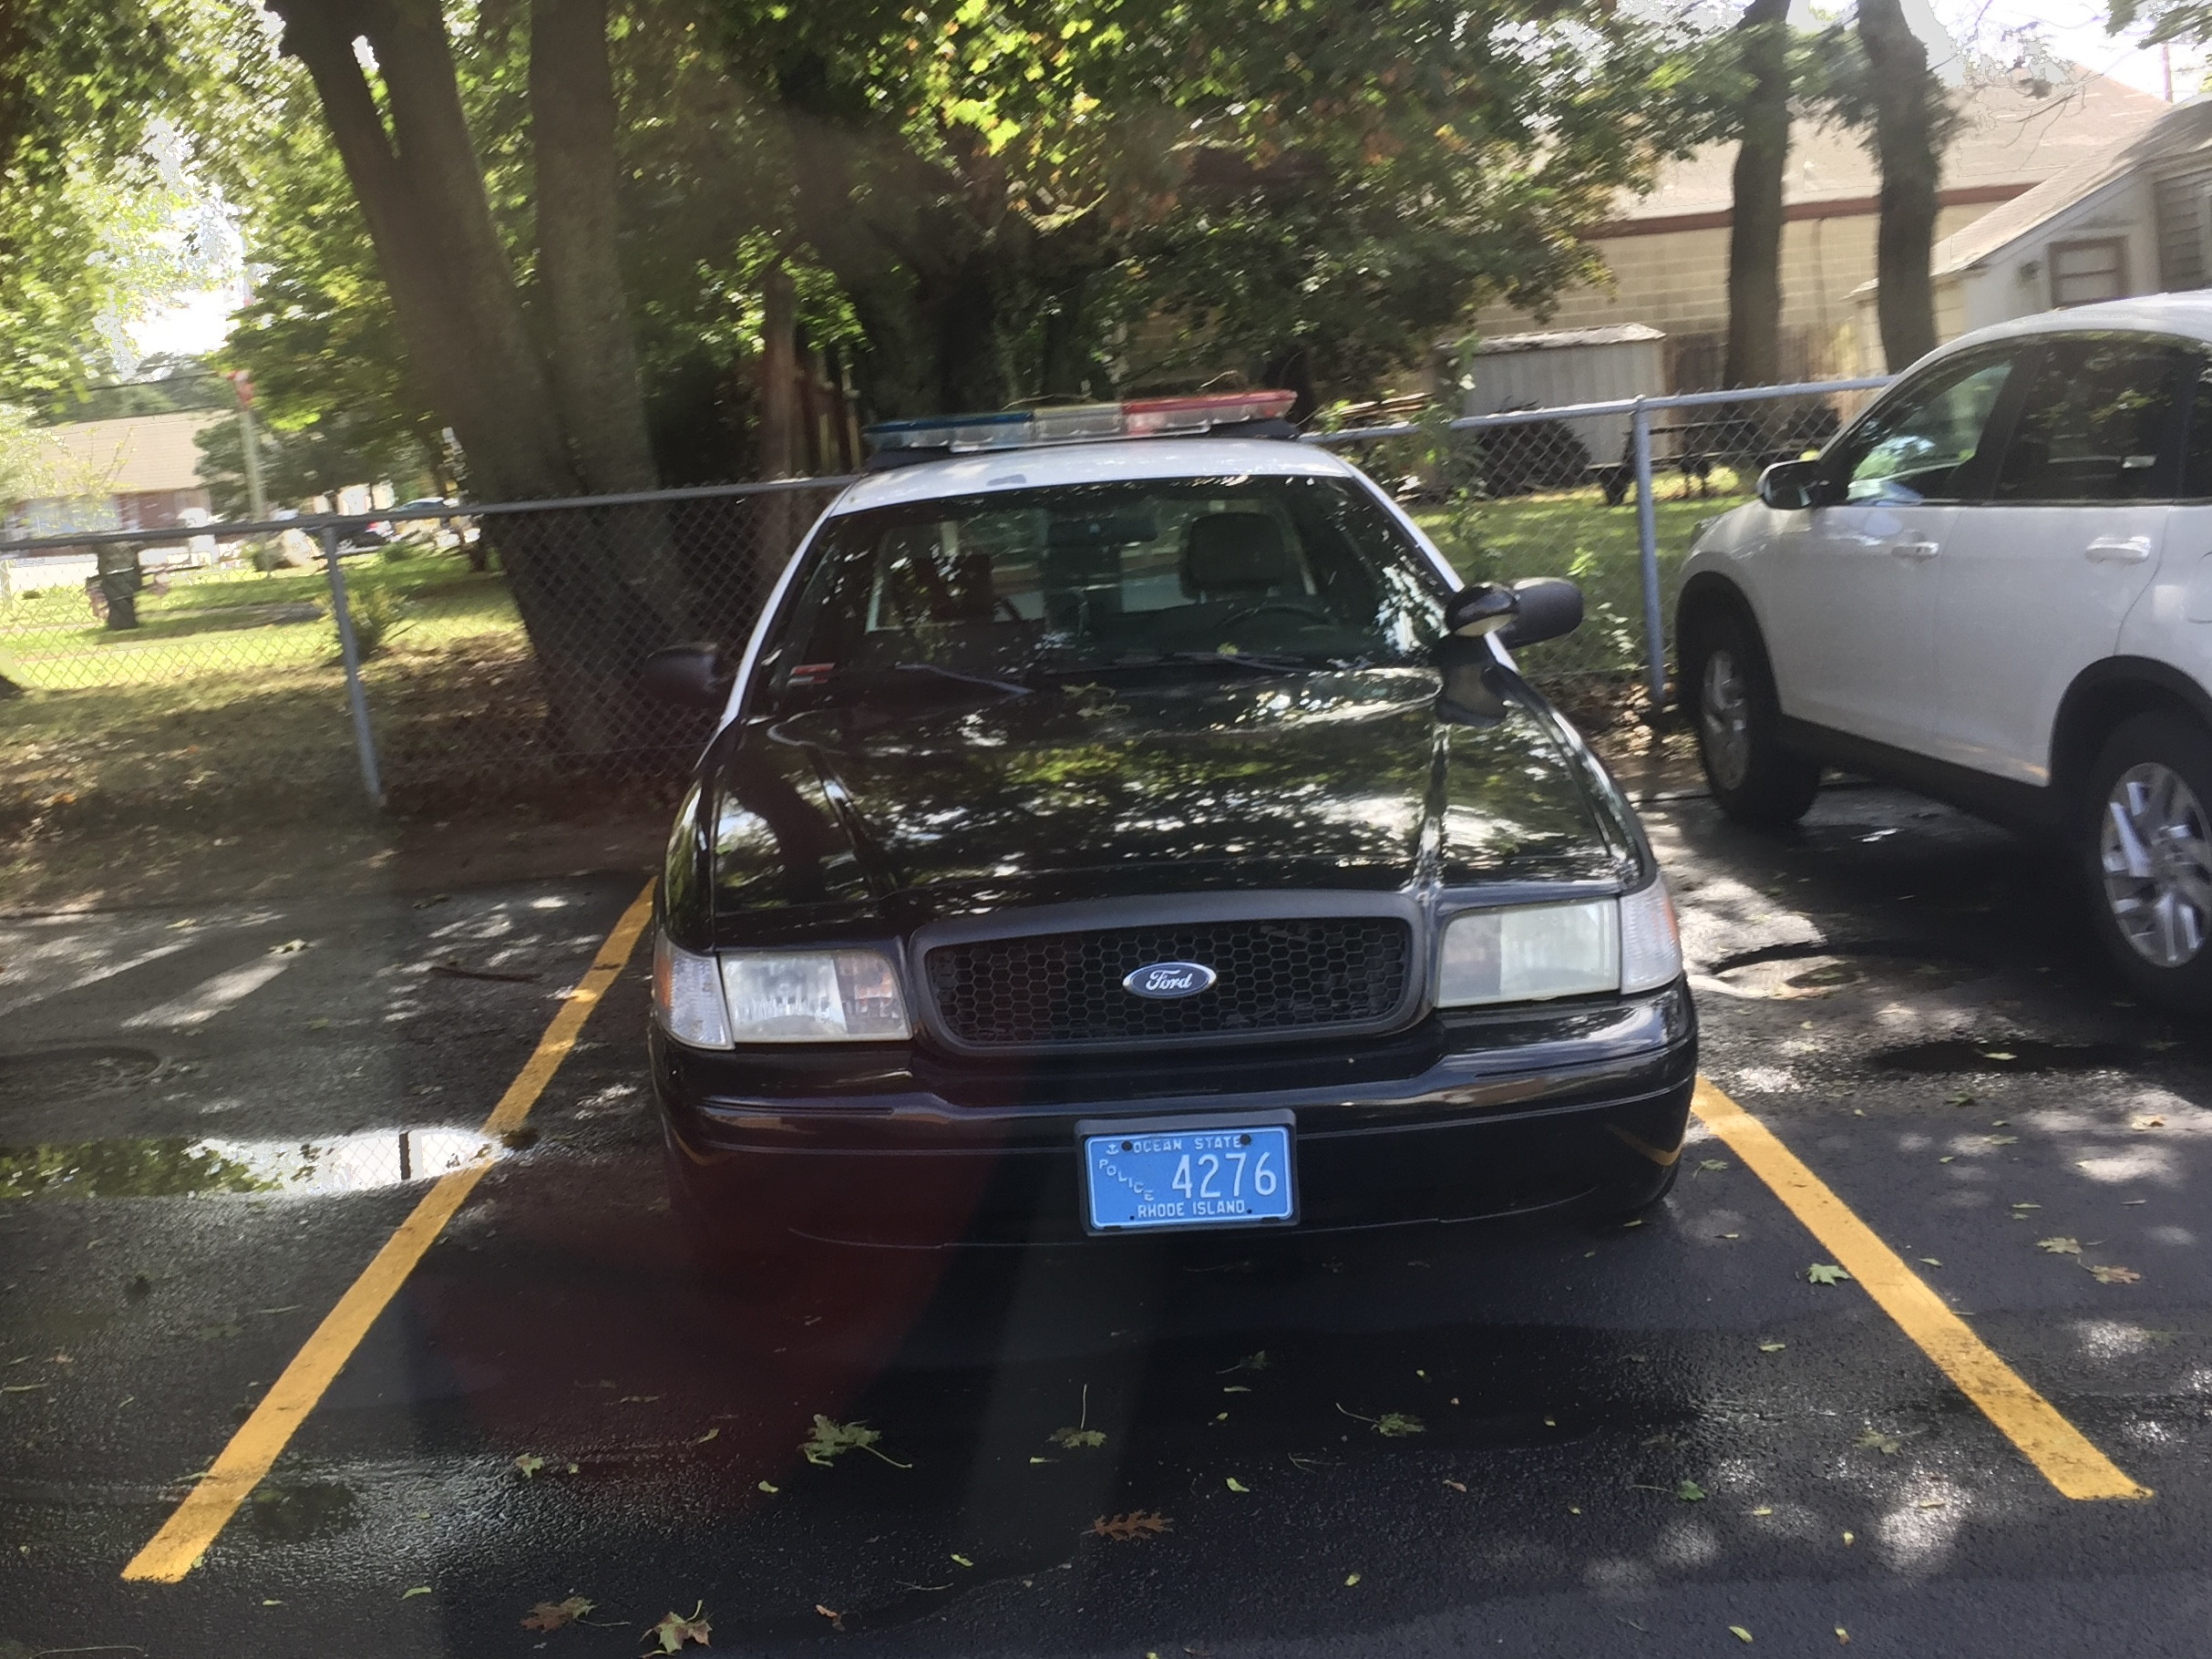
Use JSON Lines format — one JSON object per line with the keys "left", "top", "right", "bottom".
{"left": 1307, "top": 376, "right": 1891, "bottom": 701}
{"left": 1, "top": 376, "right": 1893, "bottom": 831}
{"left": 0, "top": 479, "right": 847, "bottom": 832}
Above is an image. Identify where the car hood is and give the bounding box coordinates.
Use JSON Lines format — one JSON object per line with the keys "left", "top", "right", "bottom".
{"left": 699, "top": 666, "right": 1630, "bottom": 937}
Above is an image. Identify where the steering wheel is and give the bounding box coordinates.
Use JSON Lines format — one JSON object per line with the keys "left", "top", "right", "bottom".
{"left": 1220, "top": 597, "right": 1333, "bottom": 629}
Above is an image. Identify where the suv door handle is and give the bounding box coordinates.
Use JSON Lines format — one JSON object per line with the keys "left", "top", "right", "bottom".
{"left": 2086, "top": 535, "right": 2153, "bottom": 564}
{"left": 1889, "top": 540, "right": 1939, "bottom": 562}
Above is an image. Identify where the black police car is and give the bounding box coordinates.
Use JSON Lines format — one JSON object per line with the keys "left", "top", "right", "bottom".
{"left": 643, "top": 394, "right": 1692, "bottom": 1264}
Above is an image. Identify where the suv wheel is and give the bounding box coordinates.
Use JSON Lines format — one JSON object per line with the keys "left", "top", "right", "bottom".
{"left": 2084, "top": 713, "right": 2212, "bottom": 1012}
{"left": 1684, "top": 612, "right": 1820, "bottom": 827}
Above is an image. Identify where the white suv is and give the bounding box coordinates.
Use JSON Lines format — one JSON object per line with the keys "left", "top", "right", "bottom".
{"left": 1677, "top": 295, "right": 2212, "bottom": 1011}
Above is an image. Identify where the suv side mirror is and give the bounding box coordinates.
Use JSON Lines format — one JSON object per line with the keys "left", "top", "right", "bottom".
{"left": 1758, "top": 457, "right": 1831, "bottom": 511}
{"left": 639, "top": 643, "right": 730, "bottom": 708}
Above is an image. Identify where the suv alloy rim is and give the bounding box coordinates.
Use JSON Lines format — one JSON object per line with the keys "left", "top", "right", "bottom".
{"left": 2099, "top": 761, "right": 2212, "bottom": 969}
{"left": 1700, "top": 649, "right": 1753, "bottom": 790}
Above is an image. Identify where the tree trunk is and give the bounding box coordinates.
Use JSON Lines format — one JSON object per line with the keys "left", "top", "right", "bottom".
{"left": 529, "top": 0, "right": 657, "bottom": 494}
{"left": 1723, "top": 0, "right": 1790, "bottom": 390}
{"left": 1859, "top": 0, "right": 1942, "bottom": 371}
{"left": 269, "top": 0, "right": 574, "bottom": 502}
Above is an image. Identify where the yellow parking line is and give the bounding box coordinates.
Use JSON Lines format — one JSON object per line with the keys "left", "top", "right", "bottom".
{"left": 1692, "top": 1077, "right": 2150, "bottom": 1501}
{"left": 121, "top": 881, "right": 657, "bottom": 1583}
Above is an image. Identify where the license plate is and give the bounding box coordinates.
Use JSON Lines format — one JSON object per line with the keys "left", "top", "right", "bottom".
{"left": 1076, "top": 1111, "right": 1297, "bottom": 1234}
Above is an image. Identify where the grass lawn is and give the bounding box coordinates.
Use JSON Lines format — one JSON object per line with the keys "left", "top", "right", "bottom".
{"left": 0, "top": 547, "right": 523, "bottom": 690}
{"left": 1414, "top": 480, "right": 1746, "bottom": 684}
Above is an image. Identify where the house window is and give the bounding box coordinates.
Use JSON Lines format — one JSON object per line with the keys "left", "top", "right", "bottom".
{"left": 2050, "top": 238, "right": 2128, "bottom": 307}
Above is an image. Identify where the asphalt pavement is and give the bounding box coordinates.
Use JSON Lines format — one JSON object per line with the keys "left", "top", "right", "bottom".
{"left": 2, "top": 784, "right": 2207, "bottom": 1658}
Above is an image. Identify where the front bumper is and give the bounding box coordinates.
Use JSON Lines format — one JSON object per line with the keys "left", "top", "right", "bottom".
{"left": 652, "top": 981, "right": 1696, "bottom": 1246}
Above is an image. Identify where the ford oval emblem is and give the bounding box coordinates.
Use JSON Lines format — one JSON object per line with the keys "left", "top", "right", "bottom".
{"left": 1122, "top": 961, "right": 1217, "bottom": 999}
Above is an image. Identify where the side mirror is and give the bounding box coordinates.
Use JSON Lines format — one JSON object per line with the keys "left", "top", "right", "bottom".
{"left": 639, "top": 643, "right": 730, "bottom": 709}
{"left": 1444, "top": 582, "right": 1520, "bottom": 637}
{"left": 1498, "top": 577, "right": 1583, "bottom": 648}
{"left": 1758, "top": 457, "right": 1830, "bottom": 511}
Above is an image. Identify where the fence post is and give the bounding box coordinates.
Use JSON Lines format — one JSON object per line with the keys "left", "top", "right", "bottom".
{"left": 320, "top": 525, "right": 385, "bottom": 808}
{"left": 1629, "top": 397, "right": 1667, "bottom": 706}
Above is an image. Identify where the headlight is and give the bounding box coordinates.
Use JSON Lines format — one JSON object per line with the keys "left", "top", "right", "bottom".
{"left": 1618, "top": 876, "right": 1683, "bottom": 993}
{"left": 1437, "top": 878, "right": 1682, "bottom": 1006}
{"left": 653, "top": 937, "right": 911, "bottom": 1046}
{"left": 721, "top": 949, "right": 911, "bottom": 1042}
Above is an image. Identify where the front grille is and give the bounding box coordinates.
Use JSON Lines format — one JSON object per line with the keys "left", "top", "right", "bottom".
{"left": 922, "top": 917, "right": 1413, "bottom": 1048}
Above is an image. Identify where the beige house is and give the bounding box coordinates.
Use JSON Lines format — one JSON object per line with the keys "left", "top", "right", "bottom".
{"left": 1849, "top": 96, "right": 2212, "bottom": 356}
{"left": 4, "top": 410, "right": 223, "bottom": 538}
{"left": 1472, "top": 71, "right": 2167, "bottom": 391}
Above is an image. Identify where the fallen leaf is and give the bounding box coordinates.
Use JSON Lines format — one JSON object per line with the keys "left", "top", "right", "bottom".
{"left": 647, "top": 1602, "right": 712, "bottom": 1652}
{"left": 1222, "top": 1385, "right": 1251, "bottom": 1394}
{"left": 1750, "top": 1506, "right": 1773, "bottom": 1517}
{"left": 1806, "top": 1263, "right": 1849, "bottom": 1285}
{"left": 271, "top": 938, "right": 306, "bottom": 954}
{"left": 1373, "top": 1412, "right": 1425, "bottom": 1437}
{"left": 1919, "top": 1258, "right": 1942, "bottom": 1266}
{"left": 2131, "top": 1115, "right": 2166, "bottom": 1131}
{"left": 1730, "top": 1624, "right": 1754, "bottom": 1643}
{"left": 1981, "top": 1051, "right": 2015, "bottom": 1062}
{"left": 802, "top": 1414, "right": 910, "bottom": 1468}
{"left": 514, "top": 1454, "right": 545, "bottom": 1478}
{"left": 2011, "top": 1201, "right": 2041, "bottom": 1211}
{"left": 2036, "top": 1237, "right": 2081, "bottom": 1255}
{"left": 1842, "top": 1530, "right": 1855, "bottom": 1545}
{"left": 1676, "top": 1479, "right": 1706, "bottom": 1501}
{"left": 306, "top": 1018, "right": 330, "bottom": 1031}
{"left": 1220, "top": 1350, "right": 1271, "bottom": 1374}
{"left": 1915, "top": 1498, "right": 1945, "bottom": 1510}
{"left": 1836, "top": 1628, "right": 1851, "bottom": 1645}
{"left": 1444, "top": 1479, "right": 1466, "bottom": 1492}
{"left": 1757, "top": 1341, "right": 1786, "bottom": 1352}
{"left": 951, "top": 1553, "right": 973, "bottom": 1567}
{"left": 1697, "top": 1159, "right": 1730, "bottom": 1173}
{"left": 1225, "top": 1477, "right": 1250, "bottom": 1492}
{"left": 1856, "top": 1429, "right": 1901, "bottom": 1455}
{"left": 691, "top": 1428, "right": 719, "bottom": 1446}
{"left": 2089, "top": 1264, "right": 2142, "bottom": 1284}
{"left": 1986, "top": 1135, "right": 2017, "bottom": 1146}
{"left": 1343, "top": 1572, "right": 1362, "bottom": 1587}
{"left": 756, "top": 1480, "right": 778, "bottom": 1494}
{"left": 1050, "top": 1426, "right": 1106, "bottom": 1449}
{"left": 520, "top": 1595, "right": 595, "bottom": 1632}
{"left": 1091, "top": 1510, "right": 1171, "bottom": 1541}
{"left": 401, "top": 1586, "right": 433, "bottom": 1600}
{"left": 814, "top": 1604, "right": 844, "bottom": 1632}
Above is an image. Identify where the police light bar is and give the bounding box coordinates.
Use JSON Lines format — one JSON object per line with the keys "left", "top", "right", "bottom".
{"left": 862, "top": 390, "right": 1297, "bottom": 461}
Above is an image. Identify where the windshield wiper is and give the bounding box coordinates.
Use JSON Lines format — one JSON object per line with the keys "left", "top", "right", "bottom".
{"left": 815, "top": 663, "right": 1033, "bottom": 705}
{"left": 1094, "top": 651, "right": 1320, "bottom": 676}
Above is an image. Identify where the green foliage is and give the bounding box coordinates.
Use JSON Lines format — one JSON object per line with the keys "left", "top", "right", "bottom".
{"left": 334, "top": 582, "right": 407, "bottom": 660}
{"left": 195, "top": 405, "right": 429, "bottom": 519}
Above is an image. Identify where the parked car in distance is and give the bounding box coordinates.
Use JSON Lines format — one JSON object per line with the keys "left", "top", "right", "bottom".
{"left": 643, "top": 391, "right": 1691, "bottom": 1271}
{"left": 1679, "top": 295, "right": 2212, "bottom": 1012}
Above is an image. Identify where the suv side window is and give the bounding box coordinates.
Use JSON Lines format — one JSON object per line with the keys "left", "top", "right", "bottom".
{"left": 1834, "top": 351, "right": 2017, "bottom": 505}
{"left": 1992, "top": 337, "right": 2192, "bottom": 503}
{"left": 2174, "top": 358, "right": 2212, "bottom": 499}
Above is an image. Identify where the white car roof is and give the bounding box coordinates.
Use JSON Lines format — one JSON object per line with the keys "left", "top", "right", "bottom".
{"left": 823, "top": 437, "right": 1366, "bottom": 515}
{"left": 1935, "top": 293, "right": 2212, "bottom": 360}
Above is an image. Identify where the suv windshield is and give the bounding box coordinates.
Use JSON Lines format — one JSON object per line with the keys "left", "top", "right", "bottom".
{"left": 770, "top": 474, "right": 1447, "bottom": 698}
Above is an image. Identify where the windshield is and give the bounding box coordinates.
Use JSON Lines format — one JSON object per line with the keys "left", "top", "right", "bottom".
{"left": 766, "top": 474, "right": 1447, "bottom": 700}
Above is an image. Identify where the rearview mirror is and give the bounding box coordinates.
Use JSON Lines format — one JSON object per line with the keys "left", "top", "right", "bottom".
{"left": 1758, "top": 457, "right": 1830, "bottom": 511}
{"left": 639, "top": 643, "right": 730, "bottom": 708}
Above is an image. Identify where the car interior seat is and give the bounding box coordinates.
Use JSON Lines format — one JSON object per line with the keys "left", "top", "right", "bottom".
{"left": 1179, "top": 513, "right": 1301, "bottom": 604}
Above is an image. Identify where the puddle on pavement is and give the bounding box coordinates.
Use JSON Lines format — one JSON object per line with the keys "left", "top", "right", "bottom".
{"left": 1706, "top": 940, "right": 1980, "bottom": 999}
{"left": 0, "top": 1046, "right": 164, "bottom": 1108}
{"left": 1871, "top": 1037, "right": 2134, "bottom": 1075}
{"left": 0, "top": 1128, "right": 499, "bottom": 1199}
{"left": 247, "top": 1479, "right": 359, "bottom": 1540}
